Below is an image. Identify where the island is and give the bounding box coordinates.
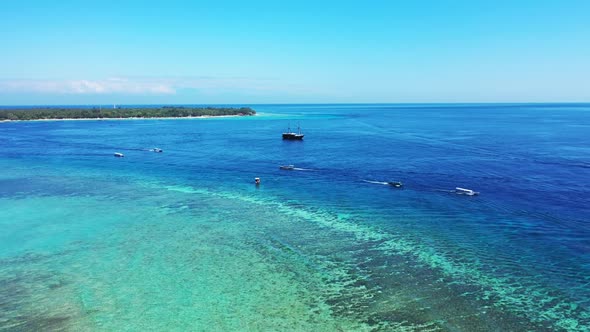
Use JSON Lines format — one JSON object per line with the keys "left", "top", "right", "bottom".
{"left": 0, "top": 106, "right": 256, "bottom": 121}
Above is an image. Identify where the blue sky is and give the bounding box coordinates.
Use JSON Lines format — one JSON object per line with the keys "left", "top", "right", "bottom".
{"left": 1, "top": 1, "right": 589, "bottom": 104}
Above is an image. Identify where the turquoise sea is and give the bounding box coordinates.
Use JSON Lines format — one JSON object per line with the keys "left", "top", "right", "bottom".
{"left": 1, "top": 104, "right": 589, "bottom": 331}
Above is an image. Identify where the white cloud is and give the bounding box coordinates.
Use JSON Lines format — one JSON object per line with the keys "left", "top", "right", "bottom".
{"left": 0, "top": 78, "right": 176, "bottom": 95}
{"left": 0, "top": 77, "right": 292, "bottom": 95}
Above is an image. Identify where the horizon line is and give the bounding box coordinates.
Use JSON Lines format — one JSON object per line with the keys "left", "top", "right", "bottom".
{"left": 1, "top": 101, "right": 590, "bottom": 108}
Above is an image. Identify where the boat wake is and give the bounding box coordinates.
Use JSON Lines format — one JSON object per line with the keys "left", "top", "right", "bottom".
{"left": 432, "top": 189, "right": 457, "bottom": 193}
{"left": 432, "top": 188, "right": 480, "bottom": 196}
{"left": 362, "top": 180, "right": 390, "bottom": 185}
{"left": 362, "top": 180, "right": 403, "bottom": 188}
{"left": 279, "top": 165, "right": 313, "bottom": 171}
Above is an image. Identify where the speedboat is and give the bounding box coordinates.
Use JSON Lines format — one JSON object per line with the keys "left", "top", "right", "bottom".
{"left": 151, "top": 148, "right": 163, "bottom": 153}
{"left": 387, "top": 181, "right": 403, "bottom": 188}
{"left": 455, "top": 187, "right": 479, "bottom": 196}
{"left": 280, "top": 165, "right": 295, "bottom": 170}
{"left": 114, "top": 152, "right": 124, "bottom": 158}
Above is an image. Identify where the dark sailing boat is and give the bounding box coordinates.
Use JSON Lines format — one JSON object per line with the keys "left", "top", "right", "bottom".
{"left": 282, "top": 123, "right": 304, "bottom": 140}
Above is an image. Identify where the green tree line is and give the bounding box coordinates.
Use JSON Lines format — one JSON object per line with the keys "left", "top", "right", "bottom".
{"left": 0, "top": 106, "right": 256, "bottom": 121}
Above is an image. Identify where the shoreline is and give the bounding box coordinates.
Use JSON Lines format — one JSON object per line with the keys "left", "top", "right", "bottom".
{"left": 0, "top": 114, "right": 256, "bottom": 123}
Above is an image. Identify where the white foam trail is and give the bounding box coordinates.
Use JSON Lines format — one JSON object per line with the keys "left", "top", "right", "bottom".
{"left": 433, "top": 189, "right": 456, "bottom": 193}
{"left": 362, "top": 180, "right": 389, "bottom": 185}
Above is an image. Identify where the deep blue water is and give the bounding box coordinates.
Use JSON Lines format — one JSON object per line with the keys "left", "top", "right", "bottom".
{"left": 1, "top": 103, "right": 589, "bottom": 331}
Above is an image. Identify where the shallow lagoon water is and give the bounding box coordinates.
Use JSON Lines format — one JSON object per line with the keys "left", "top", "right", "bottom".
{"left": 1, "top": 104, "right": 589, "bottom": 331}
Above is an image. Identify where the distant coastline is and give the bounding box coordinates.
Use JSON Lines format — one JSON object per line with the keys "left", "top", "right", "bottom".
{"left": 0, "top": 106, "right": 256, "bottom": 122}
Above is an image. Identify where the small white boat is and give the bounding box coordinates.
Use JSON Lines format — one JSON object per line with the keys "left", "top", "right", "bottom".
{"left": 114, "top": 152, "right": 124, "bottom": 158}
{"left": 151, "top": 148, "right": 163, "bottom": 153}
{"left": 280, "top": 165, "right": 295, "bottom": 170}
{"left": 455, "top": 187, "right": 479, "bottom": 196}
